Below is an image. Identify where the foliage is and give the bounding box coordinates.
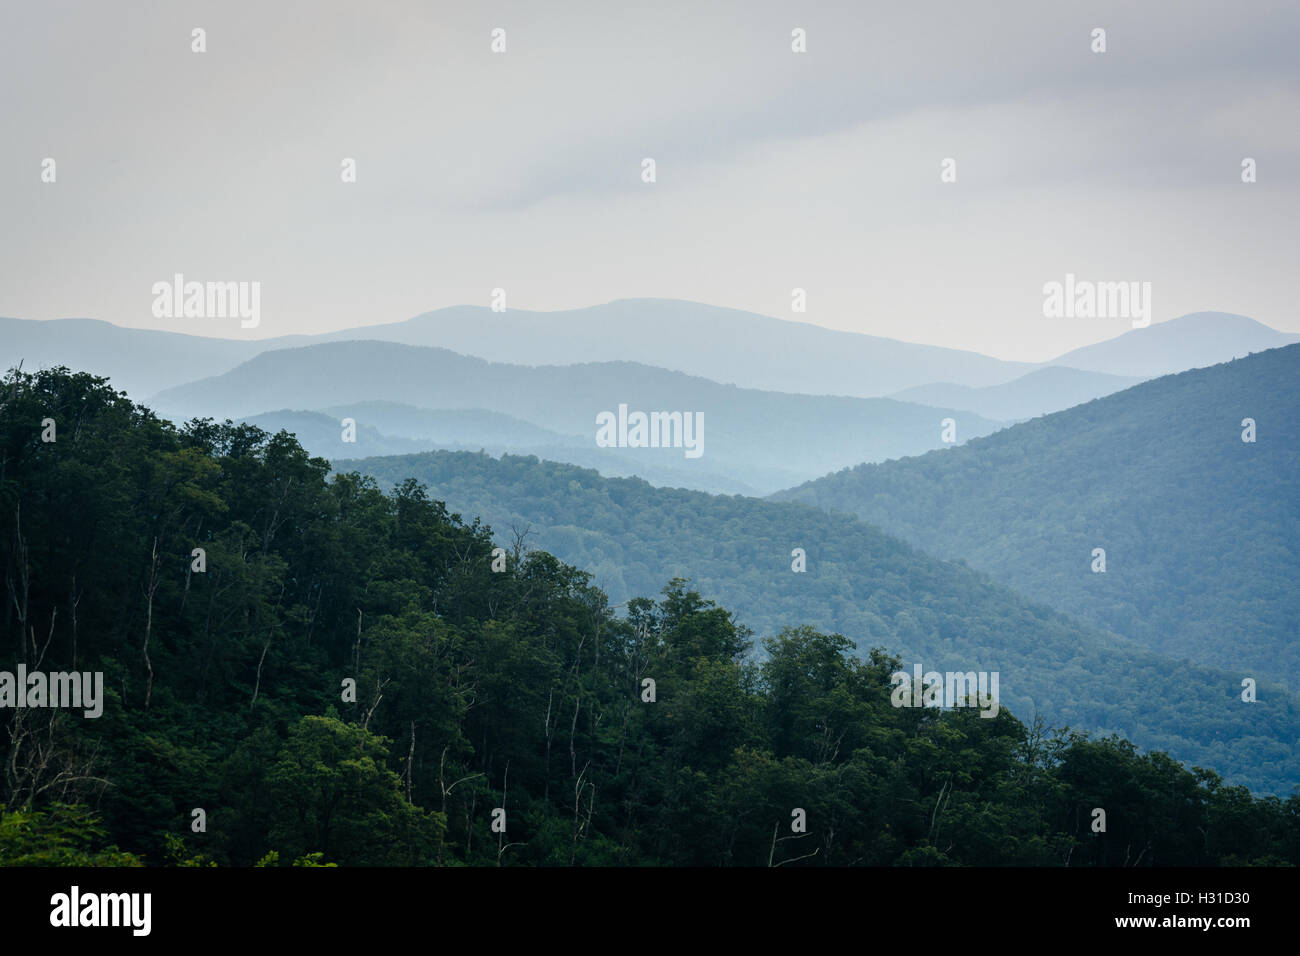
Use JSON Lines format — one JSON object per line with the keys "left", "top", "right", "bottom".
{"left": 343, "top": 444, "right": 1300, "bottom": 796}
{"left": 2, "top": 366, "right": 1297, "bottom": 866}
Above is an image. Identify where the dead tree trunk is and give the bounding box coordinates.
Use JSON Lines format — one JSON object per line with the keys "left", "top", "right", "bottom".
{"left": 142, "top": 537, "right": 161, "bottom": 708}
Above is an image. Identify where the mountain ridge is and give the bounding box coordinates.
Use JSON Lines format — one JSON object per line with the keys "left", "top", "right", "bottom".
{"left": 775, "top": 344, "right": 1300, "bottom": 687}
{"left": 150, "top": 339, "right": 1007, "bottom": 494}
{"left": 337, "top": 446, "right": 1300, "bottom": 795}
{"left": 7, "top": 304, "right": 1293, "bottom": 404}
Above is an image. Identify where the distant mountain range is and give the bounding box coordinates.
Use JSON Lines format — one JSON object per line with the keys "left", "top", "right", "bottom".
{"left": 317, "top": 403, "right": 567, "bottom": 447}
{"left": 153, "top": 341, "right": 1006, "bottom": 494}
{"left": 285, "top": 299, "right": 1037, "bottom": 397}
{"left": 1047, "top": 311, "right": 1300, "bottom": 379}
{"left": 0, "top": 316, "right": 262, "bottom": 399}
{"left": 298, "top": 301, "right": 1299, "bottom": 398}
{"left": 242, "top": 407, "right": 769, "bottom": 496}
{"left": 5, "top": 303, "right": 1294, "bottom": 406}
{"left": 890, "top": 367, "right": 1144, "bottom": 422}
{"left": 776, "top": 344, "right": 1300, "bottom": 689}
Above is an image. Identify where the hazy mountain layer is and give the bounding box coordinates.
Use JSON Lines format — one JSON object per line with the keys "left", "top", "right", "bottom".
{"left": 1049, "top": 311, "right": 1299, "bottom": 378}
{"left": 299, "top": 299, "right": 1035, "bottom": 396}
{"left": 8, "top": 304, "right": 1292, "bottom": 403}
{"left": 244, "top": 408, "right": 765, "bottom": 496}
{"left": 890, "top": 367, "right": 1144, "bottom": 421}
{"left": 0, "top": 316, "right": 262, "bottom": 398}
{"left": 777, "top": 345, "right": 1300, "bottom": 687}
{"left": 153, "top": 341, "right": 1005, "bottom": 494}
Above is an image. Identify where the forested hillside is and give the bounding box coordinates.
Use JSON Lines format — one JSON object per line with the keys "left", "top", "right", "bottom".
{"left": 3, "top": 367, "right": 1297, "bottom": 866}
{"left": 776, "top": 345, "right": 1300, "bottom": 687}
{"left": 342, "top": 451, "right": 1300, "bottom": 795}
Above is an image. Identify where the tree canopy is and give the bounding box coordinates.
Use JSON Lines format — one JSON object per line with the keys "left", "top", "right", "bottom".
{"left": 2, "top": 366, "right": 1296, "bottom": 866}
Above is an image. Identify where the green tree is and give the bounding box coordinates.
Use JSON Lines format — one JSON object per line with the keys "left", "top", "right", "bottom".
{"left": 267, "top": 715, "right": 445, "bottom": 866}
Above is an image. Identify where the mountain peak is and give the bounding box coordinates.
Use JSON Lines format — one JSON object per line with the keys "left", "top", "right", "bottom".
{"left": 1048, "top": 310, "right": 1297, "bottom": 378}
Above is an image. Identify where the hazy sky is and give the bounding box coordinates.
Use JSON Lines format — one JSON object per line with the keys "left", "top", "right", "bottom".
{"left": 2, "top": 0, "right": 1297, "bottom": 361}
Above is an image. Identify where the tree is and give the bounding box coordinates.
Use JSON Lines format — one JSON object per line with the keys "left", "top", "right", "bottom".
{"left": 267, "top": 715, "right": 445, "bottom": 866}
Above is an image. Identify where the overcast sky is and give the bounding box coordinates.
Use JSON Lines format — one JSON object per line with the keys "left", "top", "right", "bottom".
{"left": 2, "top": 0, "right": 1297, "bottom": 361}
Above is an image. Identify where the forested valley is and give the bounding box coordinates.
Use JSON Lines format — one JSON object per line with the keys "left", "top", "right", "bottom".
{"left": 2, "top": 367, "right": 1297, "bottom": 867}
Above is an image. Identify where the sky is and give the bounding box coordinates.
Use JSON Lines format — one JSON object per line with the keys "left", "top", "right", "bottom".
{"left": 1, "top": 0, "right": 1297, "bottom": 362}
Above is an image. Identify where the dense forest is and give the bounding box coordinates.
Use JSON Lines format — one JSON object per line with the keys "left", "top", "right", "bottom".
{"left": 342, "top": 450, "right": 1300, "bottom": 795}
{"left": 776, "top": 345, "right": 1300, "bottom": 688}
{"left": 2, "top": 367, "right": 1297, "bottom": 866}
